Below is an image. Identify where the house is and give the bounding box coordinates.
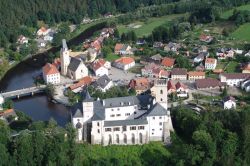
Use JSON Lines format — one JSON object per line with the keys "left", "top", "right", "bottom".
{"left": 171, "top": 68, "right": 187, "bottom": 80}
{"left": 17, "top": 35, "right": 28, "bottom": 44}
{"left": 219, "top": 73, "right": 250, "bottom": 87}
{"left": 136, "top": 38, "right": 146, "bottom": 45}
{"left": 200, "top": 34, "right": 213, "bottom": 43}
{"left": 44, "top": 35, "right": 53, "bottom": 42}
{"left": 234, "top": 48, "right": 243, "bottom": 55}
{"left": 150, "top": 54, "right": 163, "bottom": 64}
{"left": 128, "top": 78, "right": 152, "bottom": 94}
{"left": 195, "top": 78, "right": 224, "bottom": 90}
{"left": 213, "top": 69, "right": 224, "bottom": 74}
{"left": 153, "top": 42, "right": 164, "bottom": 48}
{"left": 223, "top": 96, "right": 236, "bottom": 110}
{"left": 141, "top": 63, "right": 160, "bottom": 77}
{"left": 205, "top": 58, "right": 217, "bottom": 70}
{"left": 194, "top": 52, "right": 209, "bottom": 63}
{"left": 71, "top": 80, "right": 173, "bottom": 145}
{"left": 175, "top": 82, "right": 188, "bottom": 98}
{"left": 114, "top": 44, "right": 133, "bottom": 55}
{"left": 37, "top": 39, "right": 46, "bottom": 48}
{"left": 113, "top": 57, "right": 135, "bottom": 71}
{"left": 198, "top": 45, "right": 208, "bottom": 53}
{"left": 42, "top": 63, "right": 60, "bottom": 85}
{"left": 161, "top": 57, "right": 175, "bottom": 69}
{"left": 92, "top": 59, "right": 110, "bottom": 77}
{"left": 60, "top": 39, "right": 89, "bottom": 80}
{"left": 92, "top": 74, "right": 113, "bottom": 92}
{"left": 158, "top": 69, "right": 170, "bottom": 79}
{"left": 244, "top": 51, "right": 250, "bottom": 57}
{"left": 241, "top": 79, "right": 250, "bottom": 92}
{"left": 188, "top": 71, "right": 205, "bottom": 81}
{"left": 69, "top": 76, "right": 93, "bottom": 93}
{"left": 0, "top": 109, "right": 18, "bottom": 123}
{"left": 242, "top": 63, "right": 250, "bottom": 73}
{"left": 164, "top": 42, "right": 181, "bottom": 52}
{"left": 167, "top": 80, "right": 176, "bottom": 94}
{"left": 216, "top": 48, "right": 234, "bottom": 59}
{"left": 196, "top": 64, "right": 205, "bottom": 72}
{"left": 37, "top": 27, "right": 51, "bottom": 36}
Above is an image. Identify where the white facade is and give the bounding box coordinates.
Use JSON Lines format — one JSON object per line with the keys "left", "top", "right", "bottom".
{"left": 114, "top": 61, "right": 135, "bottom": 71}
{"left": 60, "top": 39, "right": 70, "bottom": 76}
{"left": 205, "top": 60, "right": 217, "bottom": 70}
{"left": 219, "top": 73, "right": 250, "bottom": 87}
{"left": 95, "top": 66, "right": 109, "bottom": 77}
{"left": 223, "top": 100, "right": 236, "bottom": 110}
{"left": 43, "top": 73, "right": 60, "bottom": 85}
{"left": 72, "top": 79, "right": 173, "bottom": 145}
{"left": 98, "top": 81, "right": 113, "bottom": 92}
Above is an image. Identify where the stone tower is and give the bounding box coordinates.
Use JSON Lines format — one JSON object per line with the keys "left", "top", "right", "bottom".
{"left": 154, "top": 79, "right": 168, "bottom": 109}
{"left": 60, "top": 39, "right": 70, "bottom": 76}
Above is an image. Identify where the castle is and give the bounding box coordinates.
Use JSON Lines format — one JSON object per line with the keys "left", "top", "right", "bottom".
{"left": 71, "top": 79, "right": 173, "bottom": 145}
{"left": 60, "top": 39, "right": 88, "bottom": 80}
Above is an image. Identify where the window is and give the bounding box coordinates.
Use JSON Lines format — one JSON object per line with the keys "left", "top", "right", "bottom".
{"left": 105, "top": 128, "right": 111, "bottom": 132}
{"left": 139, "top": 133, "right": 143, "bottom": 144}
{"left": 117, "top": 108, "right": 120, "bottom": 111}
{"left": 138, "top": 126, "right": 145, "bottom": 130}
{"left": 130, "top": 126, "right": 136, "bottom": 130}
{"left": 160, "top": 128, "right": 162, "bottom": 130}
{"left": 134, "top": 111, "right": 137, "bottom": 114}
{"left": 160, "top": 89, "right": 163, "bottom": 94}
{"left": 161, "top": 98, "right": 163, "bottom": 101}
{"left": 152, "top": 129, "right": 155, "bottom": 131}
{"left": 97, "top": 122, "right": 100, "bottom": 126}
{"left": 152, "top": 117, "right": 155, "bottom": 120}
{"left": 123, "top": 126, "right": 127, "bottom": 131}
{"left": 123, "top": 134, "right": 127, "bottom": 144}
{"left": 159, "top": 116, "right": 162, "bottom": 119}
{"left": 97, "top": 129, "right": 100, "bottom": 133}
{"left": 110, "top": 114, "right": 115, "bottom": 117}
{"left": 159, "top": 122, "right": 162, "bottom": 126}
{"left": 111, "top": 109, "right": 114, "bottom": 111}
{"left": 114, "top": 127, "right": 120, "bottom": 131}
{"left": 125, "top": 113, "right": 130, "bottom": 116}
{"left": 116, "top": 134, "right": 119, "bottom": 144}
{"left": 152, "top": 132, "right": 154, "bottom": 135}
{"left": 116, "top": 114, "right": 121, "bottom": 117}
{"left": 132, "top": 133, "right": 135, "bottom": 144}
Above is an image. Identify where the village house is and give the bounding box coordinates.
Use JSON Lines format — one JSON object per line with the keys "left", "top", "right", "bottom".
{"left": 37, "top": 27, "right": 51, "bottom": 36}
{"left": 161, "top": 57, "right": 175, "bottom": 69}
{"left": 136, "top": 38, "right": 146, "bottom": 45}
{"left": 188, "top": 71, "right": 205, "bottom": 81}
{"left": 150, "top": 54, "right": 163, "bottom": 64}
{"left": 171, "top": 68, "right": 187, "bottom": 80}
{"left": 195, "top": 78, "right": 224, "bottom": 90}
{"left": 241, "top": 79, "right": 250, "bottom": 92}
{"left": 42, "top": 63, "right": 60, "bottom": 85}
{"left": 194, "top": 52, "right": 209, "bottom": 63}
{"left": 167, "top": 80, "right": 176, "bottom": 94}
{"left": 198, "top": 45, "right": 208, "bottom": 53}
{"left": 60, "top": 39, "right": 89, "bottom": 80}
{"left": 205, "top": 58, "right": 217, "bottom": 70}
{"left": 112, "top": 57, "right": 135, "bottom": 71}
{"left": 153, "top": 42, "right": 164, "bottom": 48}
{"left": 234, "top": 48, "right": 243, "bottom": 55}
{"left": 200, "top": 34, "right": 213, "bottom": 43}
{"left": 128, "top": 78, "right": 152, "bottom": 95}
{"left": 114, "top": 43, "right": 133, "bottom": 55}
{"left": 100, "top": 28, "right": 114, "bottom": 38}
{"left": 92, "top": 59, "right": 110, "bottom": 77}
{"left": 223, "top": 96, "right": 236, "bottom": 110}
{"left": 216, "top": 48, "right": 234, "bottom": 59}
{"left": 242, "top": 63, "right": 250, "bottom": 73}
{"left": 71, "top": 79, "right": 173, "bottom": 145}
{"left": 17, "top": 35, "right": 28, "bottom": 45}
{"left": 164, "top": 42, "right": 181, "bottom": 52}
{"left": 69, "top": 76, "right": 93, "bottom": 93}
{"left": 0, "top": 109, "right": 18, "bottom": 123}
{"left": 141, "top": 63, "right": 160, "bottom": 78}
{"left": 175, "top": 82, "right": 189, "bottom": 98}
{"left": 92, "top": 74, "right": 113, "bottom": 92}
{"left": 219, "top": 73, "right": 250, "bottom": 87}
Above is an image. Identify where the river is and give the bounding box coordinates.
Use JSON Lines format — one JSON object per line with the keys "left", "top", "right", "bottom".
{"left": 0, "top": 22, "right": 106, "bottom": 126}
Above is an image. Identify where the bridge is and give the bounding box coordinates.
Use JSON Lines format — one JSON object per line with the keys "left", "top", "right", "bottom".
{"left": 1, "top": 85, "right": 47, "bottom": 99}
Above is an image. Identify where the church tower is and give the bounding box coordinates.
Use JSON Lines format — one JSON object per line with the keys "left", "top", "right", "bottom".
{"left": 154, "top": 79, "right": 168, "bottom": 109}
{"left": 60, "top": 39, "right": 70, "bottom": 76}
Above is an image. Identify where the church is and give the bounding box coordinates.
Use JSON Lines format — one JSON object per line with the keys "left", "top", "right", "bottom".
{"left": 60, "top": 39, "right": 88, "bottom": 80}
{"left": 71, "top": 79, "right": 173, "bottom": 145}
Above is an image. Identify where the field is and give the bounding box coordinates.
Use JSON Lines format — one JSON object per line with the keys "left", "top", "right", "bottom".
{"left": 117, "top": 14, "right": 185, "bottom": 37}
{"left": 225, "top": 61, "right": 239, "bottom": 73}
{"left": 221, "top": 4, "right": 250, "bottom": 19}
{"left": 104, "top": 53, "right": 120, "bottom": 61}
{"left": 231, "top": 23, "right": 250, "bottom": 41}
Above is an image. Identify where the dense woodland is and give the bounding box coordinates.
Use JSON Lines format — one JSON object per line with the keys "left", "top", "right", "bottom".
{"left": 1, "top": 106, "right": 250, "bottom": 165}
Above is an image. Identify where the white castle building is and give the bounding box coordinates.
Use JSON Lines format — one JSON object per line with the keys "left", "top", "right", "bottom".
{"left": 71, "top": 79, "right": 173, "bottom": 145}
{"left": 60, "top": 39, "right": 88, "bottom": 80}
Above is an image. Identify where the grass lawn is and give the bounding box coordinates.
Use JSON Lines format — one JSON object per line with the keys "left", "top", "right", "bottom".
{"left": 221, "top": 4, "right": 250, "bottom": 19}
{"left": 231, "top": 23, "right": 250, "bottom": 41}
{"left": 225, "top": 61, "right": 239, "bottom": 73}
{"left": 104, "top": 53, "right": 120, "bottom": 61}
{"left": 117, "top": 14, "right": 185, "bottom": 37}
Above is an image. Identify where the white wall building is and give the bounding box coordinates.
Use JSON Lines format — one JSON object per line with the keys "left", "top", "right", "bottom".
{"left": 223, "top": 96, "right": 236, "bottom": 110}
{"left": 205, "top": 58, "right": 217, "bottom": 70}
{"left": 42, "top": 63, "right": 60, "bottom": 84}
{"left": 113, "top": 57, "right": 135, "bottom": 71}
{"left": 220, "top": 73, "right": 250, "bottom": 87}
{"left": 71, "top": 79, "right": 173, "bottom": 145}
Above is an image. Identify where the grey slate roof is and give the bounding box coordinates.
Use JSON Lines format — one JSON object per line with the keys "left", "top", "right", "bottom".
{"left": 71, "top": 103, "right": 83, "bottom": 118}
{"left": 104, "top": 119, "right": 148, "bottom": 127}
{"left": 93, "top": 74, "right": 112, "bottom": 89}
{"left": 147, "top": 103, "right": 168, "bottom": 117}
{"left": 68, "top": 58, "right": 82, "bottom": 72}
{"left": 62, "top": 39, "right": 68, "bottom": 50}
{"left": 103, "top": 96, "right": 140, "bottom": 108}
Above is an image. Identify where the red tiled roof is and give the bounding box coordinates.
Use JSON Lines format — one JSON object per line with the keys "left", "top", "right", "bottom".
{"left": 171, "top": 68, "right": 187, "bottom": 75}
{"left": 220, "top": 73, "right": 250, "bottom": 79}
{"left": 161, "top": 57, "right": 175, "bottom": 67}
{"left": 196, "top": 78, "right": 223, "bottom": 89}
{"left": 188, "top": 71, "right": 205, "bottom": 77}
{"left": 69, "top": 76, "right": 93, "bottom": 90}
{"left": 175, "top": 81, "right": 187, "bottom": 90}
{"left": 205, "top": 58, "right": 216, "bottom": 64}
{"left": 115, "top": 43, "right": 124, "bottom": 52}
{"left": 115, "top": 57, "right": 135, "bottom": 65}
{"left": 92, "top": 59, "right": 106, "bottom": 71}
{"left": 0, "top": 109, "right": 15, "bottom": 116}
{"left": 43, "top": 63, "right": 59, "bottom": 76}
{"left": 167, "top": 80, "right": 176, "bottom": 90}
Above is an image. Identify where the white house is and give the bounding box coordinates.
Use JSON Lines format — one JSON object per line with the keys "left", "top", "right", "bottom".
{"left": 92, "top": 74, "right": 113, "bottom": 92}
{"left": 175, "top": 82, "right": 189, "bottom": 98}
{"left": 71, "top": 79, "right": 173, "bottom": 145}
{"left": 92, "top": 59, "right": 110, "bottom": 77}
{"left": 113, "top": 57, "right": 135, "bottom": 71}
{"left": 219, "top": 73, "right": 250, "bottom": 87}
{"left": 37, "top": 27, "right": 51, "bottom": 36}
{"left": 42, "top": 63, "right": 60, "bottom": 84}
{"left": 205, "top": 58, "right": 217, "bottom": 70}
{"left": 17, "top": 35, "right": 28, "bottom": 44}
{"left": 223, "top": 96, "right": 236, "bottom": 110}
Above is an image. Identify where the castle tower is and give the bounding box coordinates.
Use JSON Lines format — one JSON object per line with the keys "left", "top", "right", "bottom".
{"left": 154, "top": 79, "right": 168, "bottom": 109}
{"left": 60, "top": 39, "right": 70, "bottom": 75}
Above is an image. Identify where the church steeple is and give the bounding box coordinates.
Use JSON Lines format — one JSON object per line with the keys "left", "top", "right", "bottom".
{"left": 60, "top": 39, "right": 70, "bottom": 76}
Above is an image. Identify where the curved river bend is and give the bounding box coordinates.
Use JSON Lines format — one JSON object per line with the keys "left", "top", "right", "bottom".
{"left": 0, "top": 23, "right": 106, "bottom": 126}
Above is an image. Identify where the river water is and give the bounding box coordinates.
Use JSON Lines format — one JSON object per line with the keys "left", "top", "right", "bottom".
{"left": 0, "top": 22, "right": 106, "bottom": 126}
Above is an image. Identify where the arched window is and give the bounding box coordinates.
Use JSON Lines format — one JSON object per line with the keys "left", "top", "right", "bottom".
{"left": 108, "top": 134, "right": 112, "bottom": 145}
{"left": 139, "top": 133, "right": 143, "bottom": 144}
{"left": 123, "top": 134, "right": 127, "bottom": 144}
{"left": 132, "top": 133, "right": 135, "bottom": 144}
{"left": 116, "top": 134, "right": 119, "bottom": 144}
{"left": 160, "top": 89, "right": 163, "bottom": 94}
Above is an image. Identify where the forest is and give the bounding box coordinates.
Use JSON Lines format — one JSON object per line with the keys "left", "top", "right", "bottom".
{"left": 1, "top": 106, "right": 250, "bottom": 165}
